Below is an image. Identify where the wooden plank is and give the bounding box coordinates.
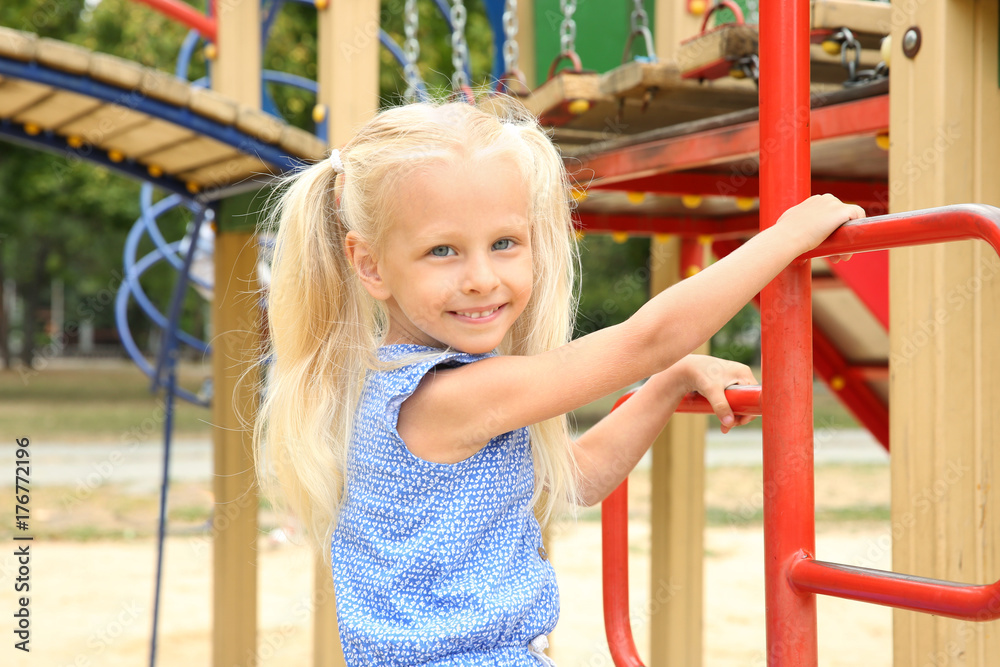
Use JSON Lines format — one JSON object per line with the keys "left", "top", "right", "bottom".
{"left": 142, "top": 135, "right": 238, "bottom": 174}
{"left": 648, "top": 236, "right": 705, "bottom": 667}
{"left": 889, "top": 1, "right": 1000, "bottom": 666}
{"left": 599, "top": 61, "right": 683, "bottom": 99}
{"left": 13, "top": 90, "right": 102, "bottom": 131}
{"left": 36, "top": 37, "right": 90, "bottom": 74}
{"left": 177, "top": 154, "right": 273, "bottom": 192}
{"left": 811, "top": 0, "right": 892, "bottom": 37}
{"left": 58, "top": 103, "right": 151, "bottom": 144}
{"left": 234, "top": 106, "right": 284, "bottom": 145}
{"left": 0, "top": 78, "right": 52, "bottom": 117}
{"left": 278, "top": 125, "right": 328, "bottom": 163}
{"left": 210, "top": 229, "right": 260, "bottom": 667}
{"left": 0, "top": 27, "right": 37, "bottom": 61}
{"left": 101, "top": 118, "right": 195, "bottom": 157}
{"left": 88, "top": 52, "right": 145, "bottom": 90}
{"left": 522, "top": 70, "right": 609, "bottom": 127}
{"left": 189, "top": 86, "right": 239, "bottom": 126}
{"left": 812, "top": 289, "right": 888, "bottom": 363}
{"left": 677, "top": 25, "right": 759, "bottom": 79}
{"left": 138, "top": 68, "right": 190, "bottom": 107}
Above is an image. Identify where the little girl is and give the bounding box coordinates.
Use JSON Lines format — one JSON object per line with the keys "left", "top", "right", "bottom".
{"left": 253, "top": 99, "right": 863, "bottom": 665}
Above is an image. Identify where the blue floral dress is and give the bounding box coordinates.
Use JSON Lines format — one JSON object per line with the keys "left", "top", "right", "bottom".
{"left": 331, "top": 344, "right": 559, "bottom": 666}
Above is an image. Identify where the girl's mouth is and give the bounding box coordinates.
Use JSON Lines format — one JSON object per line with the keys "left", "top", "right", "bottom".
{"left": 451, "top": 305, "right": 504, "bottom": 321}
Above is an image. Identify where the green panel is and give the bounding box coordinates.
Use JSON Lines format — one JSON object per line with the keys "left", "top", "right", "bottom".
{"left": 534, "top": 0, "right": 656, "bottom": 81}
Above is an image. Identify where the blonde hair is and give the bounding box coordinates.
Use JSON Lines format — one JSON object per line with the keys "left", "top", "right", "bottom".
{"left": 254, "top": 97, "right": 582, "bottom": 555}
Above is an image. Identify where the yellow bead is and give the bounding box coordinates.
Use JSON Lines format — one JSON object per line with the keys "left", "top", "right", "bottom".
{"left": 570, "top": 188, "right": 588, "bottom": 202}
{"left": 831, "top": 376, "right": 846, "bottom": 391}
{"left": 653, "top": 233, "right": 672, "bottom": 244}
{"left": 186, "top": 180, "right": 201, "bottom": 194}
{"left": 875, "top": 132, "right": 890, "bottom": 151}
{"left": 688, "top": 0, "right": 707, "bottom": 16}
{"left": 147, "top": 164, "right": 163, "bottom": 178}
{"left": 626, "top": 191, "right": 646, "bottom": 205}
{"left": 574, "top": 229, "right": 586, "bottom": 241}
{"left": 880, "top": 35, "right": 892, "bottom": 68}
{"left": 24, "top": 123, "right": 41, "bottom": 136}
{"left": 729, "top": 68, "right": 746, "bottom": 79}
{"left": 66, "top": 135, "right": 84, "bottom": 149}
{"left": 203, "top": 43, "right": 217, "bottom": 61}
{"left": 315, "top": 0, "right": 329, "bottom": 9}
{"left": 697, "top": 234, "right": 713, "bottom": 246}
{"left": 681, "top": 194, "right": 702, "bottom": 209}
{"left": 567, "top": 99, "right": 591, "bottom": 115}
{"left": 821, "top": 40, "right": 842, "bottom": 56}
{"left": 611, "top": 231, "right": 629, "bottom": 244}
{"left": 685, "top": 265, "right": 700, "bottom": 278}
{"left": 312, "top": 104, "right": 327, "bottom": 124}
{"left": 735, "top": 196, "right": 756, "bottom": 211}
{"left": 108, "top": 149, "right": 124, "bottom": 163}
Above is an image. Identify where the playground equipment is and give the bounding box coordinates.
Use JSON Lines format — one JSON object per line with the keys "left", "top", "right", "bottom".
{"left": 2, "top": 0, "right": 998, "bottom": 665}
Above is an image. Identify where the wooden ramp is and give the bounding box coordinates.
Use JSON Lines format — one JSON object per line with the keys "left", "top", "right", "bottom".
{"left": 0, "top": 26, "right": 326, "bottom": 201}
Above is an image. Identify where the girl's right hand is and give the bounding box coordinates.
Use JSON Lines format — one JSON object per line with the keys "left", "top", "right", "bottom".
{"left": 775, "top": 193, "right": 866, "bottom": 256}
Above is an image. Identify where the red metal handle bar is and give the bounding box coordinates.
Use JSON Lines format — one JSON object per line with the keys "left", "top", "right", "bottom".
{"left": 602, "top": 384, "right": 762, "bottom": 667}
{"left": 788, "top": 557, "right": 1000, "bottom": 621}
{"left": 129, "top": 0, "right": 217, "bottom": 41}
{"left": 802, "top": 203, "right": 1000, "bottom": 260}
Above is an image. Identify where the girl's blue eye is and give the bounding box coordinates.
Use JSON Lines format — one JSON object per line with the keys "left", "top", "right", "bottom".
{"left": 430, "top": 246, "right": 454, "bottom": 257}
{"left": 492, "top": 239, "right": 513, "bottom": 251}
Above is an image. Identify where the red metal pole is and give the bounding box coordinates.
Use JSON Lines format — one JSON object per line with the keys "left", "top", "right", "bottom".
{"left": 759, "top": 0, "right": 817, "bottom": 664}
{"left": 128, "top": 0, "right": 218, "bottom": 41}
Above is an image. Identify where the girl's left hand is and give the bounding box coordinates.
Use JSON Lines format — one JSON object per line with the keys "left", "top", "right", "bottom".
{"left": 669, "top": 355, "right": 759, "bottom": 434}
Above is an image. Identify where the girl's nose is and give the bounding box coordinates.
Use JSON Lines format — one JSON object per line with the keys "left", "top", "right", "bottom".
{"left": 461, "top": 255, "right": 501, "bottom": 294}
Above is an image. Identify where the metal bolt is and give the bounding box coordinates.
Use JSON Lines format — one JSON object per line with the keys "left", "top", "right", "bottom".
{"left": 902, "top": 27, "right": 921, "bottom": 58}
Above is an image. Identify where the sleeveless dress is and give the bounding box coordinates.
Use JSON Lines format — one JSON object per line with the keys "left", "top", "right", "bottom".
{"left": 331, "top": 344, "right": 559, "bottom": 666}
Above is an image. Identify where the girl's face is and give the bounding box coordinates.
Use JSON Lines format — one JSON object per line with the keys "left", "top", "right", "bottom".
{"left": 348, "top": 152, "right": 534, "bottom": 355}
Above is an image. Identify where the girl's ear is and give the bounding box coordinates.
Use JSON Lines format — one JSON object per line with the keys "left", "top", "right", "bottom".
{"left": 345, "top": 231, "right": 391, "bottom": 300}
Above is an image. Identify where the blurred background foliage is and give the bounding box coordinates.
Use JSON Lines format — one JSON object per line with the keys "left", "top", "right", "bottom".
{"left": 0, "top": 0, "right": 759, "bottom": 368}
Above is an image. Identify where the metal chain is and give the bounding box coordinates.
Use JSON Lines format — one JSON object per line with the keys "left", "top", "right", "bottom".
{"left": 744, "top": 0, "right": 759, "bottom": 25}
{"left": 502, "top": 0, "right": 519, "bottom": 75}
{"left": 559, "top": 0, "right": 577, "bottom": 56}
{"left": 630, "top": 0, "right": 649, "bottom": 35}
{"left": 838, "top": 28, "right": 862, "bottom": 83}
{"left": 450, "top": 0, "right": 470, "bottom": 90}
{"left": 403, "top": 0, "right": 422, "bottom": 101}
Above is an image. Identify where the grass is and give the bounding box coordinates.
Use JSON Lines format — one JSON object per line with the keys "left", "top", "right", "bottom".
{"left": 1, "top": 361, "right": 215, "bottom": 440}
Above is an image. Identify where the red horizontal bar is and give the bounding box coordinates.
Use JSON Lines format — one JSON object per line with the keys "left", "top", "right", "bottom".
{"left": 592, "top": 172, "right": 888, "bottom": 209}
{"left": 804, "top": 204, "right": 1000, "bottom": 260}
{"left": 129, "top": 0, "right": 217, "bottom": 41}
{"left": 676, "top": 384, "right": 762, "bottom": 416}
{"left": 575, "top": 213, "right": 758, "bottom": 239}
{"left": 571, "top": 95, "right": 888, "bottom": 186}
{"left": 789, "top": 556, "right": 1000, "bottom": 621}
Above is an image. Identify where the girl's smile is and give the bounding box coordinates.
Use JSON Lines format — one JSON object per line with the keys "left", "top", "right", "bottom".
{"left": 347, "top": 152, "right": 534, "bottom": 354}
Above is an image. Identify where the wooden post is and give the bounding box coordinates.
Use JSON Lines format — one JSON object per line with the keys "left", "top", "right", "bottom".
{"left": 648, "top": 235, "right": 707, "bottom": 666}
{"left": 314, "top": 2, "right": 380, "bottom": 665}
{"left": 211, "top": 2, "right": 261, "bottom": 666}
{"left": 889, "top": 1, "right": 1000, "bottom": 665}
{"left": 655, "top": 0, "right": 705, "bottom": 63}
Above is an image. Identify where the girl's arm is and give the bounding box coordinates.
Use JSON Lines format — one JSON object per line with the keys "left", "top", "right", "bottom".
{"left": 571, "top": 355, "right": 757, "bottom": 506}
{"left": 399, "top": 195, "right": 863, "bottom": 463}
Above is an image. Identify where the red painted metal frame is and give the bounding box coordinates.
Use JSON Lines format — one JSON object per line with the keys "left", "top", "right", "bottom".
{"left": 603, "top": 386, "right": 762, "bottom": 667}
{"left": 575, "top": 213, "right": 758, "bottom": 239}
{"left": 758, "top": 0, "right": 817, "bottom": 662}
{"left": 712, "top": 238, "right": 891, "bottom": 450}
{"left": 590, "top": 172, "right": 888, "bottom": 210}
{"left": 129, "top": 0, "right": 217, "bottom": 41}
{"left": 825, "top": 250, "right": 889, "bottom": 330}
{"left": 569, "top": 94, "right": 887, "bottom": 187}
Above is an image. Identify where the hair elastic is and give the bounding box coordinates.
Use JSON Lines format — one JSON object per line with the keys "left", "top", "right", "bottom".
{"left": 328, "top": 148, "right": 344, "bottom": 174}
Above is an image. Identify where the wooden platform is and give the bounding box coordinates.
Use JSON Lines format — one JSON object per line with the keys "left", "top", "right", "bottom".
{"left": 0, "top": 26, "right": 326, "bottom": 199}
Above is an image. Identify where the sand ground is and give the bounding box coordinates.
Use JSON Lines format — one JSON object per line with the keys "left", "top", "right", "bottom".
{"left": 0, "top": 458, "right": 893, "bottom": 667}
